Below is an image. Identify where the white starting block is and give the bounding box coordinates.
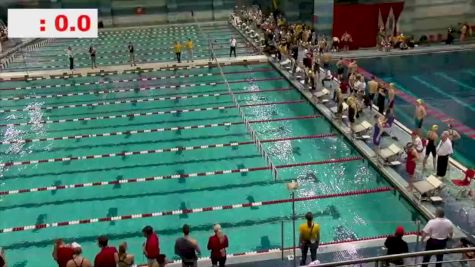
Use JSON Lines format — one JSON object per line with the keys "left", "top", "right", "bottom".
{"left": 313, "top": 88, "right": 330, "bottom": 103}
{"left": 377, "top": 143, "right": 402, "bottom": 165}
{"left": 352, "top": 120, "right": 373, "bottom": 139}
{"left": 413, "top": 175, "right": 444, "bottom": 203}
{"left": 330, "top": 102, "right": 348, "bottom": 113}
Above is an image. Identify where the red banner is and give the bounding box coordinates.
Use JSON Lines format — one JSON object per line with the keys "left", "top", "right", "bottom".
{"left": 333, "top": 2, "right": 404, "bottom": 49}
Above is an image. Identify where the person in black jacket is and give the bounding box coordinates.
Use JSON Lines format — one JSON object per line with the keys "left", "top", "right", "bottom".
{"left": 384, "top": 226, "right": 409, "bottom": 266}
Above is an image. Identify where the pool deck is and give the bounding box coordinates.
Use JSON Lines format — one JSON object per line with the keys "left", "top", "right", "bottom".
{"left": 0, "top": 55, "right": 268, "bottom": 81}
{"left": 233, "top": 20, "right": 475, "bottom": 266}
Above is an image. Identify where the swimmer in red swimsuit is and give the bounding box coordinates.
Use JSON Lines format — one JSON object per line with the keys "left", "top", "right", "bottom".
{"left": 406, "top": 143, "right": 419, "bottom": 191}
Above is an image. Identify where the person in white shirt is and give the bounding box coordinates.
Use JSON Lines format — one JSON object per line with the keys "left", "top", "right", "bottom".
{"left": 411, "top": 132, "right": 424, "bottom": 155}
{"left": 229, "top": 36, "right": 237, "bottom": 58}
{"left": 67, "top": 46, "right": 74, "bottom": 71}
{"left": 354, "top": 75, "right": 366, "bottom": 97}
{"left": 421, "top": 208, "right": 454, "bottom": 267}
{"left": 436, "top": 131, "right": 453, "bottom": 177}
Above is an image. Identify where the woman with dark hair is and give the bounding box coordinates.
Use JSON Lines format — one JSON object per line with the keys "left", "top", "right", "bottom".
{"left": 0, "top": 247, "right": 6, "bottom": 267}
{"left": 460, "top": 238, "right": 475, "bottom": 267}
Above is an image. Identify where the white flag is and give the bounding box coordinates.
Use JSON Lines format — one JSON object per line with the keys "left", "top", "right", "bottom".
{"left": 386, "top": 7, "right": 395, "bottom": 36}
{"left": 378, "top": 8, "right": 384, "bottom": 31}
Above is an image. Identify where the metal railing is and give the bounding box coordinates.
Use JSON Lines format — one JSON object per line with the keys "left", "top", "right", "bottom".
{"left": 315, "top": 247, "right": 475, "bottom": 267}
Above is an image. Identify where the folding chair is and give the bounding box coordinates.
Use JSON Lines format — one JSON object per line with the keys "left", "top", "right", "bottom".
{"left": 451, "top": 169, "right": 474, "bottom": 199}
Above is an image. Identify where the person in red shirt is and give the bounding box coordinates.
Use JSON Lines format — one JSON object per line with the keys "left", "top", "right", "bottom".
{"left": 52, "top": 239, "right": 74, "bottom": 267}
{"left": 94, "top": 235, "right": 118, "bottom": 267}
{"left": 207, "top": 224, "right": 229, "bottom": 267}
{"left": 142, "top": 225, "right": 163, "bottom": 267}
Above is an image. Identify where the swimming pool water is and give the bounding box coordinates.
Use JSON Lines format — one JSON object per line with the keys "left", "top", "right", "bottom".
{"left": 0, "top": 61, "right": 426, "bottom": 266}
{"left": 358, "top": 50, "right": 475, "bottom": 167}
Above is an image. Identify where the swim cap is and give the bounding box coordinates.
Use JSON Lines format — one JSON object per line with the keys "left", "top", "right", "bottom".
{"left": 432, "top": 125, "right": 438, "bottom": 131}
{"left": 416, "top": 99, "right": 423, "bottom": 104}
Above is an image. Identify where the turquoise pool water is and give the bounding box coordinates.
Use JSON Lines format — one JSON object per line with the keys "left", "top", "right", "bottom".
{"left": 3, "top": 23, "right": 254, "bottom": 71}
{"left": 358, "top": 50, "right": 475, "bottom": 167}
{"left": 0, "top": 61, "right": 426, "bottom": 266}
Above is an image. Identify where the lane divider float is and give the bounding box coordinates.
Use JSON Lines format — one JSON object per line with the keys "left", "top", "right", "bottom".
{"left": 0, "top": 156, "right": 364, "bottom": 196}
{"left": 0, "top": 115, "right": 321, "bottom": 145}
{"left": 0, "top": 134, "right": 337, "bottom": 168}
{"left": 0, "top": 185, "right": 386, "bottom": 233}
{"left": 0, "top": 87, "right": 291, "bottom": 113}
{"left": 0, "top": 100, "right": 305, "bottom": 128}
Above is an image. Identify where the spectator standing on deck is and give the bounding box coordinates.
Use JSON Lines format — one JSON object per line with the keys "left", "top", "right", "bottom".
{"left": 67, "top": 46, "right": 74, "bottom": 71}
{"left": 142, "top": 226, "right": 162, "bottom": 267}
{"left": 336, "top": 57, "right": 345, "bottom": 80}
{"left": 128, "top": 42, "right": 136, "bottom": 66}
{"left": 174, "top": 41, "right": 182, "bottom": 63}
{"left": 405, "top": 142, "right": 419, "bottom": 191}
{"left": 299, "top": 212, "right": 320, "bottom": 266}
{"left": 445, "top": 124, "right": 461, "bottom": 149}
{"left": 66, "top": 243, "right": 92, "bottom": 267}
{"left": 414, "top": 99, "right": 427, "bottom": 135}
{"left": 411, "top": 131, "right": 424, "bottom": 156}
{"left": 89, "top": 45, "right": 97, "bottom": 69}
{"left": 423, "top": 125, "right": 439, "bottom": 171}
{"left": 367, "top": 76, "right": 379, "bottom": 110}
{"left": 209, "top": 39, "right": 217, "bottom": 61}
{"left": 387, "top": 83, "right": 396, "bottom": 113}
{"left": 118, "top": 242, "right": 135, "bottom": 267}
{"left": 229, "top": 36, "right": 237, "bottom": 57}
{"left": 53, "top": 239, "right": 74, "bottom": 267}
{"left": 94, "top": 235, "right": 118, "bottom": 267}
{"left": 376, "top": 85, "right": 386, "bottom": 114}
{"left": 175, "top": 224, "right": 200, "bottom": 267}
{"left": 0, "top": 247, "right": 6, "bottom": 267}
{"left": 384, "top": 226, "right": 408, "bottom": 266}
{"left": 421, "top": 208, "right": 454, "bottom": 267}
{"left": 185, "top": 38, "right": 194, "bottom": 63}
{"left": 373, "top": 115, "right": 384, "bottom": 151}
{"left": 208, "top": 224, "right": 229, "bottom": 267}
{"left": 436, "top": 131, "right": 453, "bottom": 177}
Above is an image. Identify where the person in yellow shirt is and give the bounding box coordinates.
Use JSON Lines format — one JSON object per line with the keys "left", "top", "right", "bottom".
{"left": 185, "top": 38, "right": 194, "bottom": 63}
{"left": 174, "top": 41, "right": 182, "bottom": 63}
{"left": 299, "top": 212, "right": 320, "bottom": 265}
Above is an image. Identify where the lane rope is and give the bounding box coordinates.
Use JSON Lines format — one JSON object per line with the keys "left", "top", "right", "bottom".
{"left": 0, "top": 134, "right": 337, "bottom": 168}
{"left": 0, "top": 87, "right": 291, "bottom": 113}
{"left": 0, "top": 68, "right": 272, "bottom": 93}
{"left": 0, "top": 185, "right": 387, "bottom": 233}
{"left": 0, "top": 100, "right": 305, "bottom": 127}
{"left": 0, "top": 156, "right": 364, "bottom": 196}
{"left": 194, "top": 16, "right": 278, "bottom": 181}
{"left": 0, "top": 115, "right": 321, "bottom": 145}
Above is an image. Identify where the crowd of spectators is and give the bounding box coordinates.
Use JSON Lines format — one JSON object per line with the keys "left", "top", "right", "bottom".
{"left": 47, "top": 224, "right": 229, "bottom": 267}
